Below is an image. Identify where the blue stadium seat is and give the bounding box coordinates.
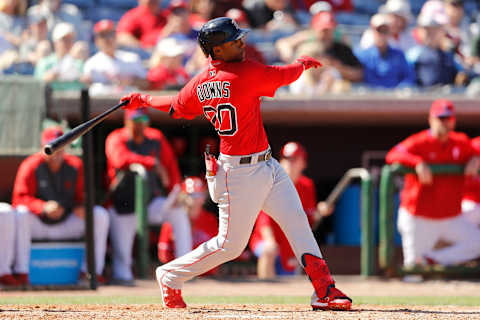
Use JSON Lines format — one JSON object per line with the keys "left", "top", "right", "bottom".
{"left": 352, "top": 0, "right": 382, "bottom": 15}
{"left": 85, "top": 6, "right": 127, "bottom": 23}
{"left": 335, "top": 12, "right": 371, "bottom": 26}
{"left": 98, "top": 0, "right": 137, "bottom": 9}
{"left": 409, "top": 0, "right": 427, "bottom": 15}
{"left": 62, "top": 0, "right": 95, "bottom": 9}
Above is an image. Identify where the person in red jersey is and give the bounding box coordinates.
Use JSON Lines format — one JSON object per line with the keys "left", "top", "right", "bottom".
{"left": 386, "top": 99, "right": 480, "bottom": 268}
{"left": 120, "top": 17, "right": 351, "bottom": 310}
{"left": 462, "top": 136, "right": 480, "bottom": 226}
{"left": 11, "top": 127, "right": 110, "bottom": 285}
{"left": 157, "top": 176, "right": 219, "bottom": 276}
{"left": 249, "top": 142, "right": 334, "bottom": 279}
{"left": 105, "top": 109, "right": 192, "bottom": 286}
{"left": 116, "top": 0, "right": 167, "bottom": 49}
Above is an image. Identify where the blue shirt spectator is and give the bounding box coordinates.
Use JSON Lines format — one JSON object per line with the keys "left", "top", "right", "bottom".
{"left": 355, "top": 13, "right": 415, "bottom": 88}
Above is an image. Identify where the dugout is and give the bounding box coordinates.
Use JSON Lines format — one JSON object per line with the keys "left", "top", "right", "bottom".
{"left": 1, "top": 86, "right": 480, "bottom": 276}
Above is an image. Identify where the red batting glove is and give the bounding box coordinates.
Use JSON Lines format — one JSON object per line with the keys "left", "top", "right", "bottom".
{"left": 204, "top": 152, "right": 217, "bottom": 176}
{"left": 296, "top": 55, "right": 322, "bottom": 70}
{"left": 120, "top": 93, "right": 152, "bottom": 110}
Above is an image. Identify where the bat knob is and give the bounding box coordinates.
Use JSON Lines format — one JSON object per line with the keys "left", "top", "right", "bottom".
{"left": 44, "top": 145, "right": 53, "bottom": 155}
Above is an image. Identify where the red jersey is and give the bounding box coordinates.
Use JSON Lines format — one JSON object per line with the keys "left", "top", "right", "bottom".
{"left": 116, "top": 5, "right": 166, "bottom": 48}
{"left": 171, "top": 58, "right": 304, "bottom": 155}
{"left": 158, "top": 209, "right": 219, "bottom": 275}
{"left": 386, "top": 130, "right": 476, "bottom": 219}
{"left": 463, "top": 137, "right": 480, "bottom": 203}
{"left": 105, "top": 127, "right": 181, "bottom": 192}
{"left": 148, "top": 65, "right": 190, "bottom": 90}
{"left": 12, "top": 153, "right": 84, "bottom": 223}
{"left": 249, "top": 175, "right": 317, "bottom": 272}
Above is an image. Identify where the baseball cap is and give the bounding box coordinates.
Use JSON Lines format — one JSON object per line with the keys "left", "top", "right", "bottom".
{"left": 181, "top": 176, "right": 207, "bottom": 197}
{"left": 444, "top": 0, "right": 463, "bottom": 6}
{"left": 429, "top": 99, "right": 455, "bottom": 118}
{"left": 225, "top": 8, "right": 248, "bottom": 24}
{"left": 124, "top": 108, "right": 149, "bottom": 122}
{"left": 379, "top": 0, "right": 413, "bottom": 22}
{"left": 280, "top": 142, "right": 307, "bottom": 161}
{"left": 94, "top": 19, "right": 115, "bottom": 35}
{"left": 311, "top": 11, "right": 336, "bottom": 31}
{"left": 309, "top": 1, "right": 333, "bottom": 15}
{"left": 41, "top": 126, "right": 63, "bottom": 146}
{"left": 370, "top": 13, "right": 392, "bottom": 28}
{"left": 28, "top": 13, "right": 47, "bottom": 25}
{"left": 52, "top": 22, "right": 75, "bottom": 42}
{"left": 155, "top": 37, "right": 185, "bottom": 57}
{"left": 167, "top": 0, "right": 188, "bottom": 14}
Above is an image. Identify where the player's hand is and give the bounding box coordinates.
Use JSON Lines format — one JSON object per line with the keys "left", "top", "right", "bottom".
{"left": 415, "top": 162, "right": 433, "bottom": 185}
{"left": 120, "top": 93, "right": 152, "bottom": 110}
{"left": 204, "top": 152, "right": 217, "bottom": 176}
{"left": 73, "top": 206, "right": 86, "bottom": 219}
{"left": 43, "top": 201, "right": 65, "bottom": 220}
{"left": 465, "top": 156, "right": 480, "bottom": 176}
{"left": 317, "top": 201, "right": 334, "bottom": 217}
{"left": 296, "top": 55, "right": 322, "bottom": 70}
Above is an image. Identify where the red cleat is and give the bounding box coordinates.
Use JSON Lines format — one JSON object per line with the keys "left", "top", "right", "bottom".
{"left": 302, "top": 253, "right": 352, "bottom": 311}
{"left": 14, "top": 273, "right": 29, "bottom": 286}
{"left": 156, "top": 269, "right": 187, "bottom": 308}
{"left": 0, "top": 274, "right": 21, "bottom": 287}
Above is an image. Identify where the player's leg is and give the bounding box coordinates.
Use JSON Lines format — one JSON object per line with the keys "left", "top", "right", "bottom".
{"left": 261, "top": 158, "right": 351, "bottom": 311}
{"left": 425, "top": 214, "right": 480, "bottom": 265}
{"left": 92, "top": 206, "right": 110, "bottom": 275}
{"left": 147, "top": 196, "right": 192, "bottom": 257}
{"left": 108, "top": 209, "right": 137, "bottom": 283}
{"left": 156, "top": 160, "right": 272, "bottom": 307}
{"left": 0, "top": 203, "right": 17, "bottom": 286}
{"left": 397, "top": 207, "right": 440, "bottom": 267}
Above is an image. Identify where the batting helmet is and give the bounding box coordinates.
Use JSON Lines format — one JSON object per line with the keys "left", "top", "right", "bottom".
{"left": 198, "top": 17, "right": 249, "bottom": 58}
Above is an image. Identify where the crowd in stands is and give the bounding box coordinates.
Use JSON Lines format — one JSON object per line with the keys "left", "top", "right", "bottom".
{"left": 1, "top": 0, "right": 480, "bottom": 95}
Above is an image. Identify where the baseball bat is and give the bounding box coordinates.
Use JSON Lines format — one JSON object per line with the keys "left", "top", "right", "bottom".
{"left": 43, "top": 100, "right": 129, "bottom": 155}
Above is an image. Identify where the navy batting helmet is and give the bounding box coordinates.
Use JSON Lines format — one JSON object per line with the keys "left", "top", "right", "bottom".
{"left": 198, "top": 17, "right": 249, "bottom": 58}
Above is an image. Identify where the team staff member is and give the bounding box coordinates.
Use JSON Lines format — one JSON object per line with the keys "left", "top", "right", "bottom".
{"left": 462, "top": 136, "right": 480, "bottom": 225}
{"left": 13, "top": 127, "right": 110, "bottom": 283}
{"left": 105, "top": 109, "right": 191, "bottom": 285}
{"left": 120, "top": 17, "right": 351, "bottom": 311}
{"left": 386, "top": 99, "right": 480, "bottom": 267}
{"left": 249, "top": 142, "right": 334, "bottom": 279}
{"left": 157, "top": 177, "right": 219, "bottom": 276}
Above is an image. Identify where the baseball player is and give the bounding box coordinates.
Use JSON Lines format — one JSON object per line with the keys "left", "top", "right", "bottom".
{"left": 12, "top": 127, "right": 110, "bottom": 283}
{"left": 462, "top": 136, "right": 480, "bottom": 225}
{"left": 386, "top": 99, "right": 480, "bottom": 268}
{"left": 0, "top": 202, "right": 21, "bottom": 287}
{"left": 120, "top": 17, "right": 352, "bottom": 310}
{"left": 249, "top": 142, "right": 334, "bottom": 279}
{"left": 158, "top": 176, "right": 219, "bottom": 276}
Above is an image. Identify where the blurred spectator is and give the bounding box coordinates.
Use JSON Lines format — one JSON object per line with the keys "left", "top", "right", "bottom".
{"left": 359, "top": 0, "right": 416, "bottom": 52}
{"left": 18, "top": 14, "right": 51, "bottom": 66}
{"left": 0, "top": 203, "right": 20, "bottom": 287}
{"left": 148, "top": 37, "right": 189, "bottom": 90}
{"left": 354, "top": 13, "right": 415, "bottom": 89}
{"left": 443, "top": 0, "right": 472, "bottom": 61}
{"left": 82, "top": 20, "right": 148, "bottom": 96}
{"left": 243, "top": 0, "right": 299, "bottom": 31}
{"left": 12, "top": 127, "right": 110, "bottom": 284}
{"left": 290, "top": 41, "right": 349, "bottom": 95}
{"left": 27, "top": 0, "right": 88, "bottom": 42}
{"left": 309, "top": 1, "right": 332, "bottom": 15}
{"left": 116, "top": 0, "right": 167, "bottom": 49}
{"left": 157, "top": 177, "right": 219, "bottom": 276}
{"left": 386, "top": 99, "right": 480, "bottom": 268}
{"left": 34, "top": 22, "right": 84, "bottom": 88}
{"left": 70, "top": 40, "right": 89, "bottom": 62}
{"left": 462, "top": 136, "right": 480, "bottom": 226}
{"left": 406, "top": 14, "right": 467, "bottom": 87}
{"left": 189, "top": 0, "right": 215, "bottom": 32}
{"left": 211, "top": 0, "right": 243, "bottom": 18}
{"left": 157, "top": 0, "right": 196, "bottom": 57}
{"left": 249, "top": 142, "right": 334, "bottom": 279}
{"left": 105, "top": 109, "right": 192, "bottom": 285}
{"left": 468, "top": 34, "right": 480, "bottom": 75}
{"left": 290, "top": 0, "right": 352, "bottom": 12}
{"left": 0, "top": 0, "right": 27, "bottom": 52}
{"left": 276, "top": 11, "right": 363, "bottom": 82}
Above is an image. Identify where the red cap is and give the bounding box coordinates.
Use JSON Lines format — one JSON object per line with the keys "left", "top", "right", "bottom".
{"left": 41, "top": 126, "right": 63, "bottom": 146}
{"left": 429, "top": 99, "right": 455, "bottom": 118}
{"left": 181, "top": 176, "right": 206, "bottom": 195}
{"left": 167, "top": 0, "right": 188, "bottom": 13}
{"left": 124, "top": 108, "right": 149, "bottom": 122}
{"left": 280, "top": 142, "right": 307, "bottom": 160}
{"left": 311, "top": 12, "right": 336, "bottom": 31}
{"left": 225, "top": 8, "right": 248, "bottom": 24}
{"left": 94, "top": 19, "right": 115, "bottom": 34}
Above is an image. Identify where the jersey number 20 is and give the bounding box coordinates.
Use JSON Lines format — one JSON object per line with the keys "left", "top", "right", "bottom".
{"left": 203, "top": 104, "right": 238, "bottom": 136}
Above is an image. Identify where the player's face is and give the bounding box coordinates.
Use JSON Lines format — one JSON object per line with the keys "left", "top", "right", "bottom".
{"left": 429, "top": 116, "right": 456, "bottom": 138}
{"left": 44, "top": 149, "right": 65, "bottom": 172}
{"left": 214, "top": 37, "right": 246, "bottom": 62}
